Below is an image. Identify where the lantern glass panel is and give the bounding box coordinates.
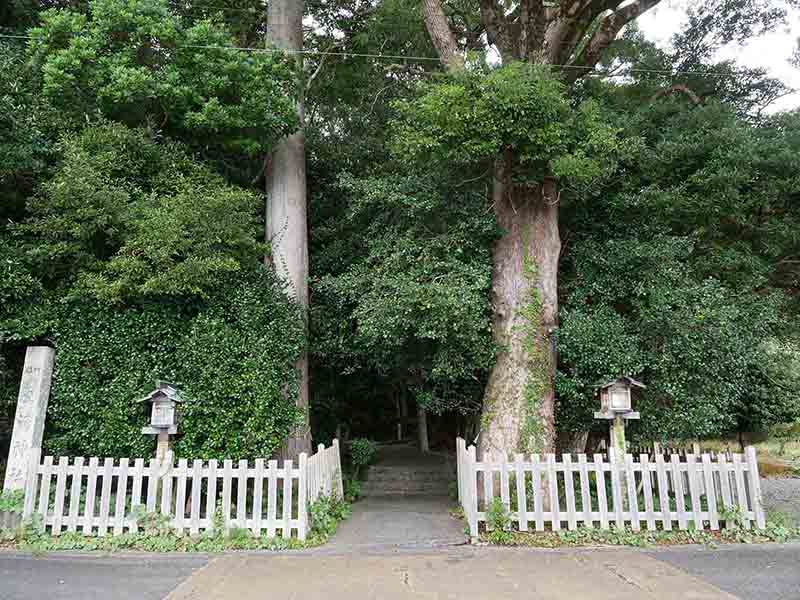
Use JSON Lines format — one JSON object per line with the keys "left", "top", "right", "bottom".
{"left": 151, "top": 400, "right": 175, "bottom": 427}
{"left": 609, "top": 387, "right": 630, "bottom": 411}
{"left": 600, "top": 389, "right": 609, "bottom": 411}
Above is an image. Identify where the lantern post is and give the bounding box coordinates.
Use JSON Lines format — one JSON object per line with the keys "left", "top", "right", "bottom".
{"left": 595, "top": 377, "right": 645, "bottom": 503}
{"left": 138, "top": 382, "right": 184, "bottom": 464}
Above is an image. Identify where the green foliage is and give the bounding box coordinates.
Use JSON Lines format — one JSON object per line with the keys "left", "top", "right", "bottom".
{"left": 482, "top": 521, "right": 800, "bottom": 548}
{"left": 343, "top": 477, "right": 361, "bottom": 503}
{"left": 557, "top": 100, "right": 800, "bottom": 441}
{"left": 349, "top": 438, "right": 376, "bottom": 477}
{"left": 13, "top": 523, "right": 314, "bottom": 553}
{"left": 31, "top": 267, "right": 303, "bottom": 459}
{"left": 20, "top": 122, "right": 267, "bottom": 302}
{"left": 0, "top": 489, "right": 24, "bottom": 514}
{"left": 312, "top": 174, "right": 497, "bottom": 417}
{"left": 309, "top": 493, "right": 351, "bottom": 540}
{"left": 27, "top": 0, "right": 298, "bottom": 157}
{"left": 485, "top": 498, "right": 513, "bottom": 544}
{"left": 0, "top": 40, "right": 59, "bottom": 196}
{"left": 485, "top": 498, "right": 511, "bottom": 531}
{"left": 391, "top": 63, "right": 630, "bottom": 186}
{"left": 771, "top": 421, "right": 800, "bottom": 456}
{"left": 6, "top": 500, "right": 345, "bottom": 552}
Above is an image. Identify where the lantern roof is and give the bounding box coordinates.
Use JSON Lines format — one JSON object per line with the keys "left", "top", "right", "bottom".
{"left": 137, "top": 381, "right": 185, "bottom": 404}
{"left": 596, "top": 376, "right": 646, "bottom": 391}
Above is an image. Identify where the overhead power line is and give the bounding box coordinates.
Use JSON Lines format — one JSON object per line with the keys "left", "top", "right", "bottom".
{"left": 0, "top": 32, "right": 747, "bottom": 78}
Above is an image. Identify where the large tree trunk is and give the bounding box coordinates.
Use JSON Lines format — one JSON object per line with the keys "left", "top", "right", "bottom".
{"left": 416, "top": 0, "right": 661, "bottom": 462}
{"left": 478, "top": 163, "right": 560, "bottom": 459}
{"left": 267, "top": 0, "right": 311, "bottom": 459}
{"left": 417, "top": 405, "right": 430, "bottom": 454}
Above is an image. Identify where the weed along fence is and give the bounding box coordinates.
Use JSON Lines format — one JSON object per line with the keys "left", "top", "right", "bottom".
{"left": 455, "top": 438, "right": 765, "bottom": 537}
{"left": 21, "top": 440, "right": 343, "bottom": 541}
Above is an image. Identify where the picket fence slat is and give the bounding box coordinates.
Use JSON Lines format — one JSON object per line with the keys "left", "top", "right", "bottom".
{"left": 686, "top": 455, "right": 703, "bottom": 529}
{"left": 222, "top": 459, "right": 233, "bottom": 534}
{"left": 640, "top": 454, "right": 655, "bottom": 531}
{"left": 190, "top": 460, "right": 202, "bottom": 536}
{"left": 161, "top": 460, "right": 173, "bottom": 522}
{"left": 67, "top": 457, "right": 83, "bottom": 533}
{"left": 21, "top": 441, "right": 342, "bottom": 541}
{"left": 131, "top": 458, "right": 145, "bottom": 534}
{"left": 578, "top": 455, "right": 591, "bottom": 527}
{"left": 114, "top": 458, "right": 129, "bottom": 535}
{"left": 514, "top": 454, "right": 527, "bottom": 532}
{"left": 625, "top": 454, "right": 639, "bottom": 531}
{"left": 670, "top": 454, "right": 687, "bottom": 530}
{"left": 717, "top": 452, "right": 733, "bottom": 513}
{"left": 609, "top": 451, "right": 624, "bottom": 528}
{"left": 701, "top": 454, "right": 719, "bottom": 530}
{"left": 593, "top": 453, "right": 609, "bottom": 530}
{"left": 655, "top": 454, "right": 671, "bottom": 531}
{"left": 175, "top": 459, "right": 188, "bottom": 536}
{"left": 455, "top": 439, "right": 765, "bottom": 536}
{"left": 237, "top": 459, "right": 247, "bottom": 530}
{"left": 98, "top": 458, "right": 113, "bottom": 537}
{"left": 297, "top": 453, "right": 308, "bottom": 540}
{"left": 206, "top": 460, "right": 218, "bottom": 533}
{"left": 732, "top": 454, "right": 750, "bottom": 529}
{"left": 266, "top": 459, "right": 277, "bottom": 537}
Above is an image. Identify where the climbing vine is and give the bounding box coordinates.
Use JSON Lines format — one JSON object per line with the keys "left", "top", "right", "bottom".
{"left": 517, "top": 223, "right": 549, "bottom": 454}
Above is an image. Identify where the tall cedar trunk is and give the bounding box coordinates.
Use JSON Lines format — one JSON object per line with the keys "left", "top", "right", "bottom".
{"left": 267, "top": 0, "right": 311, "bottom": 459}
{"left": 417, "top": 405, "right": 430, "bottom": 453}
{"left": 478, "top": 161, "right": 559, "bottom": 459}
{"left": 418, "top": 0, "right": 662, "bottom": 461}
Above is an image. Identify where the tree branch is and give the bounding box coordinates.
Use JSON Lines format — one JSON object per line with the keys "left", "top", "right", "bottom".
{"left": 563, "top": 0, "right": 663, "bottom": 83}
{"left": 421, "top": 0, "right": 464, "bottom": 70}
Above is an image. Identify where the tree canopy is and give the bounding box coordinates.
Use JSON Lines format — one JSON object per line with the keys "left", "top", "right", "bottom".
{"left": 1, "top": 0, "right": 799, "bottom": 461}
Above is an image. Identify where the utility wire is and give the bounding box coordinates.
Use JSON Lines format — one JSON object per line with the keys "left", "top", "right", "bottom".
{"left": 0, "top": 32, "right": 749, "bottom": 77}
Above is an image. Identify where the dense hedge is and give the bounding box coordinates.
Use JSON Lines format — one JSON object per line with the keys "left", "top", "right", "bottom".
{"left": 25, "top": 269, "right": 304, "bottom": 460}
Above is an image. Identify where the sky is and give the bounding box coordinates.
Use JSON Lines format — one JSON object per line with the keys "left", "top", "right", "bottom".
{"left": 637, "top": 0, "right": 800, "bottom": 112}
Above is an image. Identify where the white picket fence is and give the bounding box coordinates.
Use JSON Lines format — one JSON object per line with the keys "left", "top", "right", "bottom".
{"left": 456, "top": 438, "right": 765, "bottom": 537}
{"left": 21, "top": 440, "right": 343, "bottom": 540}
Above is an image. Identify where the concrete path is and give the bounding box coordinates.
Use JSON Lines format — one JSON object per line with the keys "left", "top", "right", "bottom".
{"left": 326, "top": 495, "right": 466, "bottom": 552}
{"left": 2, "top": 544, "right": 799, "bottom": 599}
{"left": 165, "top": 547, "right": 738, "bottom": 599}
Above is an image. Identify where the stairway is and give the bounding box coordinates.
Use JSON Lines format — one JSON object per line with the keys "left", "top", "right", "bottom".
{"left": 360, "top": 443, "right": 454, "bottom": 497}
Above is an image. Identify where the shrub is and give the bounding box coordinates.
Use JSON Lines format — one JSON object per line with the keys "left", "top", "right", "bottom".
{"left": 32, "top": 267, "right": 304, "bottom": 459}
{"left": 0, "top": 490, "right": 24, "bottom": 514}
{"left": 349, "top": 438, "right": 377, "bottom": 478}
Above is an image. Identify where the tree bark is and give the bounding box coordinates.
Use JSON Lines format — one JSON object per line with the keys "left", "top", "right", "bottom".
{"left": 421, "top": 0, "right": 463, "bottom": 70}
{"left": 417, "top": 405, "right": 430, "bottom": 453}
{"left": 417, "top": 0, "right": 661, "bottom": 461}
{"left": 267, "top": 0, "right": 311, "bottom": 459}
{"left": 478, "top": 167, "right": 560, "bottom": 458}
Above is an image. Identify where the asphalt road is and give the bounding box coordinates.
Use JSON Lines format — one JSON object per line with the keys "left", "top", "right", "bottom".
{"left": 0, "top": 543, "right": 798, "bottom": 600}
{"left": 645, "top": 544, "right": 800, "bottom": 600}
{"left": 0, "top": 553, "right": 208, "bottom": 600}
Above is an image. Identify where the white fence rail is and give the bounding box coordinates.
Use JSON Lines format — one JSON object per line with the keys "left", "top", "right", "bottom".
{"left": 21, "top": 440, "right": 343, "bottom": 540}
{"left": 456, "top": 438, "right": 765, "bottom": 537}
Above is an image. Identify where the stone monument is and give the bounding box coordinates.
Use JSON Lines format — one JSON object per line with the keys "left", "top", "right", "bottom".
{"left": 2, "top": 346, "right": 55, "bottom": 491}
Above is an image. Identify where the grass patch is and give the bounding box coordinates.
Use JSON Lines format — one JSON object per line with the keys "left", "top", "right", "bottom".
{"left": 478, "top": 518, "right": 800, "bottom": 548}
{"left": 0, "top": 493, "right": 351, "bottom": 554}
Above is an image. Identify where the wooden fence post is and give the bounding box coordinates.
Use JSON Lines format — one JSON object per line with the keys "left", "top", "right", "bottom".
{"left": 745, "top": 446, "right": 765, "bottom": 529}
{"left": 333, "top": 439, "right": 344, "bottom": 500}
{"left": 298, "top": 452, "right": 308, "bottom": 541}
{"left": 467, "top": 445, "right": 478, "bottom": 538}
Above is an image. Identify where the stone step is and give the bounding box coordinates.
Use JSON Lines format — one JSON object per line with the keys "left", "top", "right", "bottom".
{"left": 365, "top": 470, "right": 452, "bottom": 483}
{"left": 360, "top": 481, "right": 451, "bottom": 496}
